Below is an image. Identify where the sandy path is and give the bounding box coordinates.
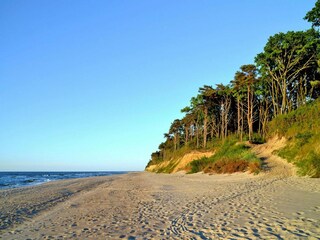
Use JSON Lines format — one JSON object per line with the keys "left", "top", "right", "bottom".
{"left": 1, "top": 143, "right": 320, "bottom": 239}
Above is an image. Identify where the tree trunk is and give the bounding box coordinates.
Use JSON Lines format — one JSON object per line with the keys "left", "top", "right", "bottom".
{"left": 173, "top": 133, "right": 177, "bottom": 151}
{"left": 237, "top": 98, "right": 240, "bottom": 136}
{"left": 210, "top": 116, "right": 215, "bottom": 140}
{"left": 241, "top": 102, "right": 244, "bottom": 141}
{"left": 247, "top": 84, "right": 253, "bottom": 141}
{"left": 203, "top": 107, "right": 208, "bottom": 148}
{"left": 185, "top": 125, "right": 189, "bottom": 145}
{"left": 220, "top": 103, "right": 225, "bottom": 139}
{"left": 196, "top": 122, "right": 199, "bottom": 148}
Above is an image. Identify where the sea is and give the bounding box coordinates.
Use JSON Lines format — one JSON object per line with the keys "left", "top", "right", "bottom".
{"left": 0, "top": 171, "right": 127, "bottom": 190}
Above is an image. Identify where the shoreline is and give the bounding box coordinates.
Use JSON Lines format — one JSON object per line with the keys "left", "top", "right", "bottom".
{"left": 0, "top": 173, "right": 133, "bottom": 232}
{"left": 1, "top": 167, "right": 320, "bottom": 239}
{"left": 0, "top": 171, "right": 129, "bottom": 190}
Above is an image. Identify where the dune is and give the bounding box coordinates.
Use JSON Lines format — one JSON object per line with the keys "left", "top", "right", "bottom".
{"left": 146, "top": 151, "right": 215, "bottom": 173}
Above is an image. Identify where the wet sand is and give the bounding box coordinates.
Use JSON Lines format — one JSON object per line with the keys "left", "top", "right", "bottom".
{"left": 1, "top": 145, "right": 320, "bottom": 239}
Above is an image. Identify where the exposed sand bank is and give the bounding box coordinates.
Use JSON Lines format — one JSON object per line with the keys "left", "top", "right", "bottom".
{"left": 145, "top": 150, "right": 215, "bottom": 173}
{"left": 1, "top": 144, "right": 320, "bottom": 239}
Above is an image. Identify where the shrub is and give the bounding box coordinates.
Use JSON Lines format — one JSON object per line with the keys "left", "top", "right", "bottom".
{"left": 204, "top": 158, "right": 248, "bottom": 174}
{"left": 295, "top": 132, "right": 313, "bottom": 147}
{"left": 188, "top": 139, "right": 261, "bottom": 174}
{"left": 250, "top": 133, "right": 266, "bottom": 144}
{"left": 248, "top": 161, "right": 261, "bottom": 174}
{"left": 189, "top": 157, "right": 211, "bottom": 173}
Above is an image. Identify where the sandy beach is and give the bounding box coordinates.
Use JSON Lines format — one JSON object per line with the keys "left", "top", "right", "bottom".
{"left": 1, "top": 144, "right": 320, "bottom": 239}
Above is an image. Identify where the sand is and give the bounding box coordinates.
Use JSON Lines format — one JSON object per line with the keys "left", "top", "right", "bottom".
{"left": 1, "top": 143, "right": 320, "bottom": 239}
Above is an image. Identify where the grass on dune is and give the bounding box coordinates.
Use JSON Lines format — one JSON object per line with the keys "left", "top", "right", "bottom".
{"left": 188, "top": 137, "right": 261, "bottom": 174}
{"left": 269, "top": 99, "right": 320, "bottom": 177}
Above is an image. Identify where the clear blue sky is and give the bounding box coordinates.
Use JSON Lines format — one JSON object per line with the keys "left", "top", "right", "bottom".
{"left": 0, "top": 0, "right": 315, "bottom": 171}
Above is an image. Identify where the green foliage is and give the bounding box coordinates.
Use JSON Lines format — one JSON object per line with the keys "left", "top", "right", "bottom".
{"left": 255, "top": 29, "right": 319, "bottom": 116}
{"left": 297, "top": 151, "right": 320, "bottom": 178}
{"left": 250, "top": 133, "right": 266, "bottom": 144}
{"left": 268, "top": 99, "right": 320, "bottom": 138}
{"left": 188, "top": 156, "right": 211, "bottom": 173}
{"left": 145, "top": 151, "right": 163, "bottom": 168}
{"left": 304, "top": 0, "right": 320, "bottom": 27}
{"left": 269, "top": 99, "right": 320, "bottom": 177}
{"left": 188, "top": 138, "right": 261, "bottom": 174}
